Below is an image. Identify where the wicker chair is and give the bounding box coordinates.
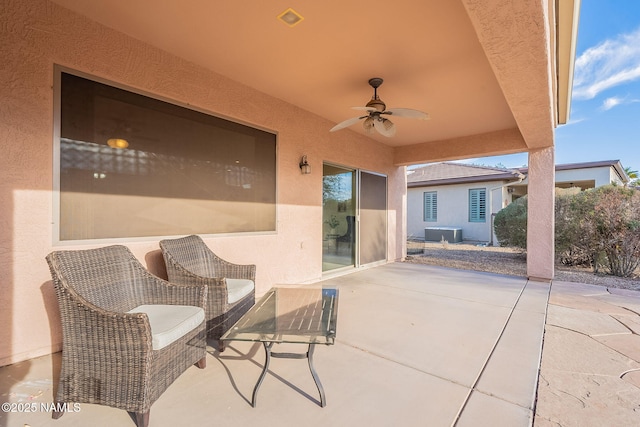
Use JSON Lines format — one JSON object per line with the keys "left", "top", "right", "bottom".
{"left": 159, "top": 235, "right": 256, "bottom": 351}
{"left": 46, "top": 245, "right": 208, "bottom": 427}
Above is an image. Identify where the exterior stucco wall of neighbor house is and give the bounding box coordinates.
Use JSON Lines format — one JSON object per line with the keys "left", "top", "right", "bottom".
{"left": 407, "top": 181, "right": 511, "bottom": 243}
{"left": 553, "top": 167, "right": 616, "bottom": 187}
{"left": 608, "top": 167, "right": 626, "bottom": 186}
{"left": 516, "top": 162, "right": 628, "bottom": 191}
{"left": 556, "top": 166, "right": 624, "bottom": 188}
{"left": 0, "top": 0, "right": 405, "bottom": 366}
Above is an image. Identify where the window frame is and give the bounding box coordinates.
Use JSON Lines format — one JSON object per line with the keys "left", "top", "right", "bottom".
{"left": 468, "top": 188, "right": 487, "bottom": 223}
{"left": 53, "top": 66, "right": 278, "bottom": 244}
{"left": 423, "top": 191, "right": 438, "bottom": 222}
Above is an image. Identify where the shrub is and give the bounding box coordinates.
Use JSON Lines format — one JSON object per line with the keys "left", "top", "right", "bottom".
{"left": 555, "top": 185, "right": 640, "bottom": 276}
{"left": 555, "top": 188, "right": 601, "bottom": 269}
{"left": 495, "top": 185, "right": 640, "bottom": 277}
{"left": 591, "top": 186, "right": 640, "bottom": 277}
{"left": 493, "top": 196, "right": 527, "bottom": 249}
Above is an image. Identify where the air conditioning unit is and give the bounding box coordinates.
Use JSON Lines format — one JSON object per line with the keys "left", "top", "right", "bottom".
{"left": 425, "top": 227, "right": 462, "bottom": 243}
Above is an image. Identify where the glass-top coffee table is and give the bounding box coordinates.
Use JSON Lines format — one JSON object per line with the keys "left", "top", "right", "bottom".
{"left": 220, "top": 286, "right": 338, "bottom": 407}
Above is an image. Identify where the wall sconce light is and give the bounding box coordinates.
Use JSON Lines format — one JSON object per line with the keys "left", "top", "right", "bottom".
{"left": 299, "top": 155, "right": 311, "bottom": 174}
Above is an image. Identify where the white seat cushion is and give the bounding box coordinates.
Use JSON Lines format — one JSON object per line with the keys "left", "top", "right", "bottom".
{"left": 226, "top": 279, "right": 255, "bottom": 304}
{"left": 128, "top": 305, "right": 205, "bottom": 350}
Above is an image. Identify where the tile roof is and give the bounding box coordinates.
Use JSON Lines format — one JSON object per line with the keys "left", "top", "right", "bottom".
{"left": 407, "top": 162, "right": 524, "bottom": 187}
{"left": 518, "top": 160, "right": 628, "bottom": 183}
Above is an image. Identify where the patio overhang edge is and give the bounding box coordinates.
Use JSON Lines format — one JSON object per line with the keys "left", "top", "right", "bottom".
{"left": 556, "top": 0, "right": 581, "bottom": 125}
{"left": 393, "top": 128, "right": 527, "bottom": 166}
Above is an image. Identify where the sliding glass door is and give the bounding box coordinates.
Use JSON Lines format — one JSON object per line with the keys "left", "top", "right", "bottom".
{"left": 359, "top": 171, "right": 387, "bottom": 266}
{"left": 322, "top": 164, "right": 356, "bottom": 272}
{"left": 322, "top": 165, "right": 388, "bottom": 272}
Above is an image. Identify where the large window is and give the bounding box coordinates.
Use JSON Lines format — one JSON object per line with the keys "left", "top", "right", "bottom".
{"left": 423, "top": 191, "right": 437, "bottom": 222}
{"left": 469, "top": 188, "right": 486, "bottom": 222}
{"left": 56, "top": 70, "right": 277, "bottom": 241}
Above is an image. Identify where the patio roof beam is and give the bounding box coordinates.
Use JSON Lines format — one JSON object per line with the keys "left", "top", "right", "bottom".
{"left": 393, "top": 128, "right": 527, "bottom": 166}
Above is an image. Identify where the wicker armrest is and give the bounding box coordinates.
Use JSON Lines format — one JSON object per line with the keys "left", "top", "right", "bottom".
{"left": 57, "top": 285, "right": 154, "bottom": 354}
{"left": 141, "top": 275, "right": 208, "bottom": 309}
{"left": 114, "top": 255, "right": 207, "bottom": 308}
{"left": 162, "top": 261, "right": 227, "bottom": 302}
{"left": 160, "top": 234, "right": 256, "bottom": 282}
{"left": 211, "top": 254, "right": 256, "bottom": 281}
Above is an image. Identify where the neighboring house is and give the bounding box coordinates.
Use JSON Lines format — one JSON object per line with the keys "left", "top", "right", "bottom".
{"left": 408, "top": 160, "right": 629, "bottom": 244}
{"left": 511, "top": 160, "right": 630, "bottom": 197}
{"left": 407, "top": 163, "right": 524, "bottom": 243}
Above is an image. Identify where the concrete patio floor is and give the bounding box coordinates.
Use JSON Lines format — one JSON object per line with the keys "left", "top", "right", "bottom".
{"left": 2, "top": 262, "right": 639, "bottom": 426}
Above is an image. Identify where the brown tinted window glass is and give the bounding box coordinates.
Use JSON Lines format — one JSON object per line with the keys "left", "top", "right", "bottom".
{"left": 58, "top": 72, "right": 276, "bottom": 241}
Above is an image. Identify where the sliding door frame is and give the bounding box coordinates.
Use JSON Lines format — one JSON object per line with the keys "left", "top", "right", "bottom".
{"left": 322, "top": 162, "right": 388, "bottom": 274}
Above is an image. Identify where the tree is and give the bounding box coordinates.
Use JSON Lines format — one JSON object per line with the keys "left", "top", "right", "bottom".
{"left": 624, "top": 166, "right": 639, "bottom": 187}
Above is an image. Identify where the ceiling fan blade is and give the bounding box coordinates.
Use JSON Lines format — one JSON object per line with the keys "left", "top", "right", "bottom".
{"left": 351, "top": 106, "right": 377, "bottom": 112}
{"left": 384, "top": 108, "right": 429, "bottom": 120}
{"left": 363, "top": 116, "right": 375, "bottom": 133}
{"left": 373, "top": 117, "right": 396, "bottom": 137}
{"left": 330, "top": 116, "right": 365, "bottom": 132}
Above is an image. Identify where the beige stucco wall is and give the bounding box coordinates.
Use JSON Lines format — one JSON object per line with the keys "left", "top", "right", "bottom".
{"left": 556, "top": 166, "right": 622, "bottom": 187}
{"left": 407, "top": 180, "right": 511, "bottom": 243}
{"left": 0, "top": 0, "right": 405, "bottom": 366}
{"left": 517, "top": 165, "right": 621, "bottom": 190}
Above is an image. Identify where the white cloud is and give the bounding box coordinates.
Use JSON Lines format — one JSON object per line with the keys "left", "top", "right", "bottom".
{"left": 562, "top": 117, "right": 586, "bottom": 126}
{"left": 600, "top": 95, "right": 640, "bottom": 111}
{"left": 601, "top": 96, "right": 623, "bottom": 110}
{"left": 573, "top": 26, "right": 640, "bottom": 100}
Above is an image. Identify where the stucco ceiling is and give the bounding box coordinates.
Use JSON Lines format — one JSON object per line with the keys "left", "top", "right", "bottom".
{"left": 49, "top": 0, "right": 569, "bottom": 156}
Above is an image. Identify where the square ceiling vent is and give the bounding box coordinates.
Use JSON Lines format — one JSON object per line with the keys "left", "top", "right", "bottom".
{"left": 277, "top": 8, "right": 304, "bottom": 27}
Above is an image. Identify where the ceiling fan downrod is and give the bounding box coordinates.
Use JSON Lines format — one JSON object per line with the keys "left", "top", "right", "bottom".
{"left": 367, "top": 77, "right": 385, "bottom": 111}
{"left": 368, "top": 77, "right": 383, "bottom": 98}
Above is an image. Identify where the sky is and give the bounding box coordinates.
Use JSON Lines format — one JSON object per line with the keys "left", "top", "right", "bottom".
{"left": 457, "top": 0, "right": 640, "bottom": 173}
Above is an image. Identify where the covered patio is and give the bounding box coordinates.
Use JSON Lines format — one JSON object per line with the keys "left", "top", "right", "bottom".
{"left": 3, "top": 263, "right": 639, "bottom": 426}
{"left": 0, "top": 1, "right": 591, "bottom": 425}
{"left": 1, "top": 0, "right": 580, "bottom": 370}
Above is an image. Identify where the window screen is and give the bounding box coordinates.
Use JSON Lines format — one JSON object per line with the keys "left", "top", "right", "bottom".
{"left": 57, "top": 71, "right": 277, "bottom": 241}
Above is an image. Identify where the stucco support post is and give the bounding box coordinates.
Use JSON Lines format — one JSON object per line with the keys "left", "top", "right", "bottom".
{"left": 527, "top": 147, "right": 555, "bottom": 282}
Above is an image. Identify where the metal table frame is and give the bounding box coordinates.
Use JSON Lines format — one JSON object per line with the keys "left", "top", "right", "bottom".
{"left": 221, "top": 286, "right": 338, "bottom": 407}
{"left": 254, "top": 341, "right": 325, "bottom": 407}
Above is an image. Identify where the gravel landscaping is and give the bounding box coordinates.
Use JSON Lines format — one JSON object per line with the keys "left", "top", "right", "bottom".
{"left": 404, "top": 241, "right": 640, "bottom": 291}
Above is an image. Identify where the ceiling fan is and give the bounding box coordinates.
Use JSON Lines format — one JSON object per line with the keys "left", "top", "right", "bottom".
{"left": 330, "top": 77, "right": 429, "bottom": 137}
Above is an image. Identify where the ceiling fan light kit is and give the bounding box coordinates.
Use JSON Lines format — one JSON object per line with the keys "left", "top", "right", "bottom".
{"left": 374, "top": 117, "right": 396, "bottom": 137}
{"left": 330, "top": 77, "right": 428, "bottom": 137}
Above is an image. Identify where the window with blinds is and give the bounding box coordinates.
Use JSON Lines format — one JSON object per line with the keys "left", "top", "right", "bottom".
{"left": 469, "top": 188, "right": 487, "bottom": 222}
{"left": 423, "top": 191, "right": 437, "bottom": 222}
